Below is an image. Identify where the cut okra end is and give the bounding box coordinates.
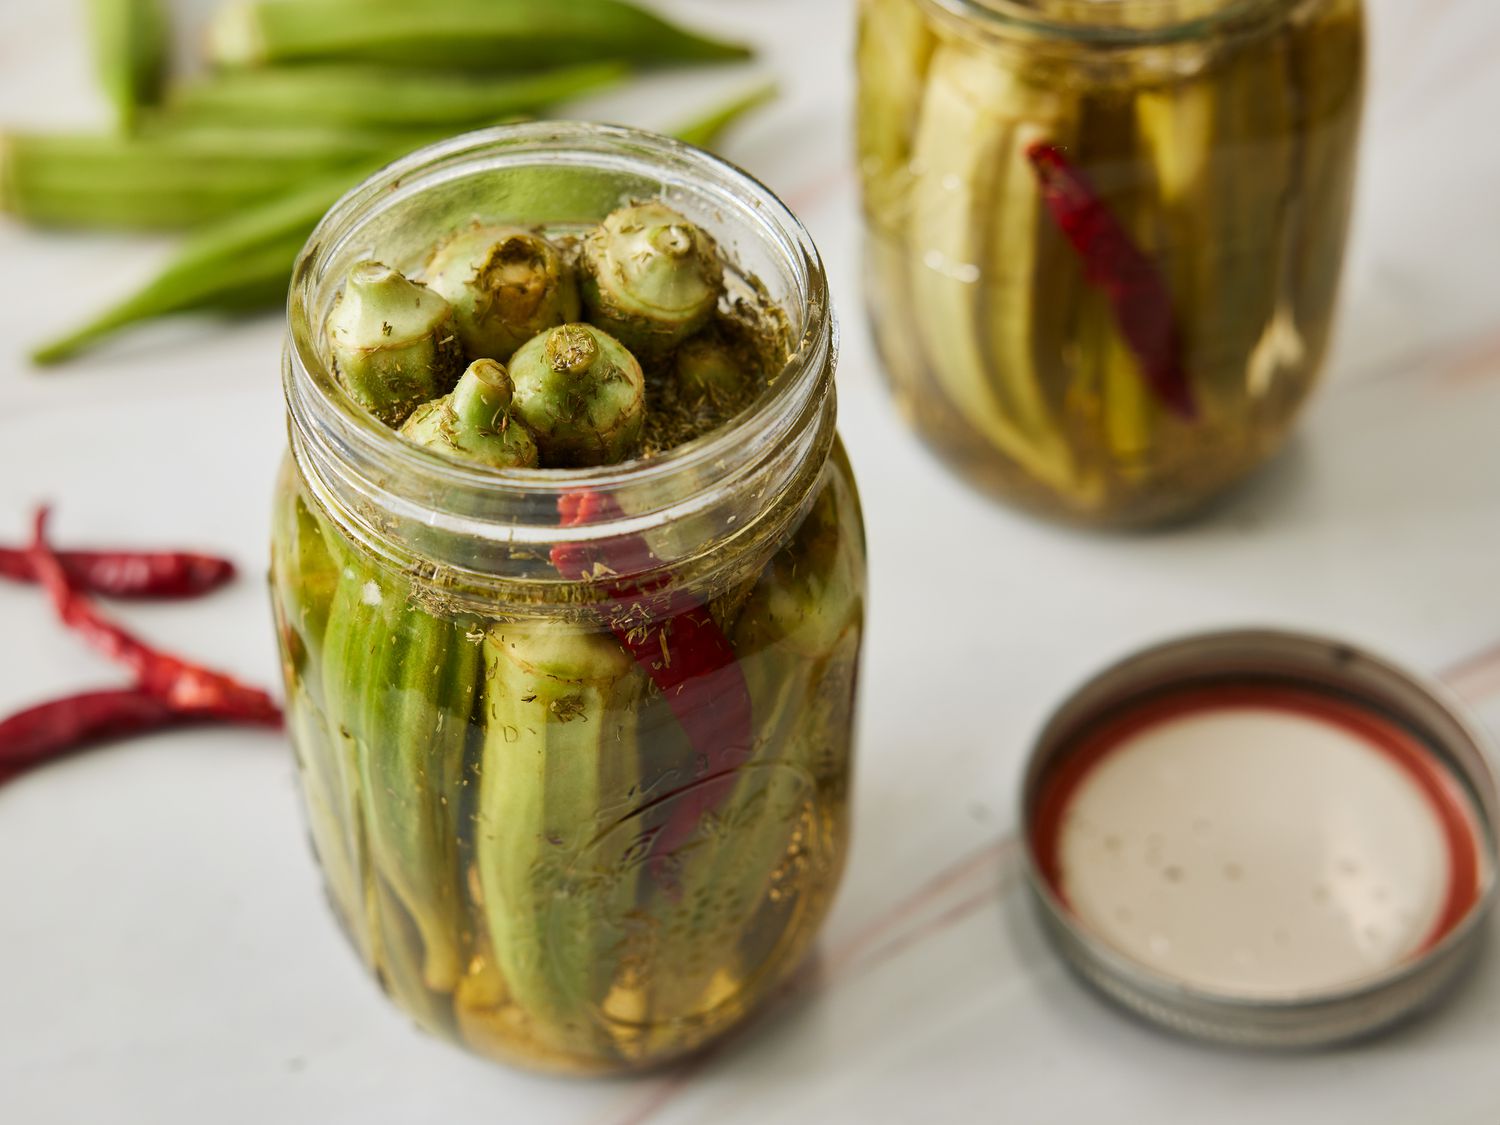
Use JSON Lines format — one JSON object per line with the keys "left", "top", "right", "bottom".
{"left": 581, "top": 202, "right": 724, "bottom": 360}
{"left": 509, "top": 323, "right": 646, "bottom": 468}
{"left": 327, "top": 260, "right": 465, "bottom": 428}
{"left": 423, "top": 225, "right": 579, "bottom": 363}
{"left": 400, "top": 358, "right": 541, "bottom": 471}
{"left": 674, "top": 329, "right": 747, "bottom": 408}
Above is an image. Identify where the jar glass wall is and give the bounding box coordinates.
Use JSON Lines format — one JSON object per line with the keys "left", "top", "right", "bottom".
{"left": 269, "top": 124, "right": 866, "bottom": 1074}
{"left": 857, "top": 0, "right": 1366, "bottom": 526}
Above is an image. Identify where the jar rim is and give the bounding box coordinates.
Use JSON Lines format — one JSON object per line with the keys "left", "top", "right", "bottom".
{"left": 922, "top": 0, "right": 1288, "bottom": 45}
{"left": 284, "top": 122, "right": 836, "bottom": 566}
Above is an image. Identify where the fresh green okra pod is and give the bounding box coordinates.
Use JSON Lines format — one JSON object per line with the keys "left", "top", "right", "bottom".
{"left": 326, "top": 261, "right": 465, "bottom": 427}
{"left": 31, "top": 162, "right": 385, "bottom": 365}
{"left": 85, "top": 0, "right": 169, "bottom": 132}
{"left": 508, "top": 323, "right": 646, "bottom": 467}
{"left": 168, "top": 62, "right": 626, "bottom": 130}
{"left": 580, "top": 202, "right": 723, "bottom": 359}
{"left": 209, "top": 0, "right": 753, "bottom": 70}
{"left": 670, "top": 81, "right": 778, "bottom": 151}
{"left": 0, "top": 126, "right": 421, "bottom": 231}
{"left": 423, "top": 226, "right": 580, "bottom": 362}
{"left": 402, "top": 359, "right": 541, "bottom": 469}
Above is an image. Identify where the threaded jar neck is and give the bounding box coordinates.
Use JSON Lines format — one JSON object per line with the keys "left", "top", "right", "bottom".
{"left": 924, "top": 0, "right": 1294, "bottom": 45}
{"left": 284, "top": 123, "right": 836, "bottom": 604}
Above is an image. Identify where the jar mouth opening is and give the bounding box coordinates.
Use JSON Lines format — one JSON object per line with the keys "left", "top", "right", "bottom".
{"left": 926, "top": 0, "right": 1283, "bottom": 44}
{"left": 285, "top": 122, "right": 833, "bottom": 547}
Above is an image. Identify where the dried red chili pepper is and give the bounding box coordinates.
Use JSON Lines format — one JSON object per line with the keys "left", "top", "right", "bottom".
{"left": 1026, "top": 142, "right": 1198, "bottom": 420}
{"left": 0, "top": 539, "right": 235, "bottom": 599}
{"left": 0, "top": 688, "right": 183, "bottom": 781}
{"left": 26, "top": 508, "right": 282, "bottom": 726}
{"left": 551, "top": 490, "right": 754, "bottom": 880}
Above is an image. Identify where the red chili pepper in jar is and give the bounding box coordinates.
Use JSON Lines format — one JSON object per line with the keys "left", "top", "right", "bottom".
{"left": 1027, "top": 142, "right": 1199, "bottom": 420}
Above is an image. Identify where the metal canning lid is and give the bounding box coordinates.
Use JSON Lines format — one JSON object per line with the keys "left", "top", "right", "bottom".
{"left": 1020, "top": 629, "right": 1499, "bottom": 1048}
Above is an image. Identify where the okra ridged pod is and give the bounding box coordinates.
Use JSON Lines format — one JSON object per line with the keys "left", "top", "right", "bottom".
{"left": 86, "top": 0, "right": 168, "bottom": 132}
{"left": 670, "top": 81, "right": 779, "bottom": 152}
{"left": 271, "top": 477, "right": 368, "bottom": 958}
{"left": 320, "top": 559, "right": 478, "bottom": 998}
{"left": 1193, "top": 27, "right": 1298, "bottom": 414}
{"left": 644, "top": 453, "right": 864, "bottom": 1030}
{"left": 209, "top": 0, "right": 752, "bottom": 70}
{"left": 908, "top": 42, "right": 1082, "bottom": 497}
{"left": 168, "top": 63, "right": 626, "bottom": 130}
{"left": 475, "top": 621, "right": 646, "bottom": 1060}
{"left": 32, "top": 160, "right": 390, "bottom": 365}
{"left": 0, "top": 128, "right": 412, "bottom": 231}
{"left": 1285, "top": 0, "right": 1364, "bottom": 378}
{"left": 1070, "top": 92, "right": 1165, "bottom": 478}
{"left": 855, "top": 0, "right": 936, "bottom": 228}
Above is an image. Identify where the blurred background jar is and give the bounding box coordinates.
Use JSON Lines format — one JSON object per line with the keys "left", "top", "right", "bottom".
{"left": 857, "top": 0, "right": 1366, "bottom": 527}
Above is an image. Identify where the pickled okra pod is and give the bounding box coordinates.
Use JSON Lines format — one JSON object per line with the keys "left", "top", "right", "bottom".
{"left": 423, "top": 226, "right": 580, "bottom": 362}
{"left": 402, "top": 359, "right": 541, "bottom": 470}
{"left": 580, "top": 202, "right": 724, "bottom": 360}
{"left": 319, "top": 551, "right": 479, "bottom": 998}
{"left": 326, "top": 261, "right": 465, "bottom": 427}
{"left": 508, "top": 324, "right": 646, "bottom": 467}
{"left": 474, "top": 621, "right": 646, "bottom": 1060}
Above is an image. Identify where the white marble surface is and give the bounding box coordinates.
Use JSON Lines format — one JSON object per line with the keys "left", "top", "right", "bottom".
{"left": 3, "top": 1, "right": 1500, "bottom": 1121}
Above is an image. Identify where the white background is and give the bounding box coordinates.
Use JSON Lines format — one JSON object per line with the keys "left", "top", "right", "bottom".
{"left": 3, "top": 1, "right": 1500, "bottom": 1121}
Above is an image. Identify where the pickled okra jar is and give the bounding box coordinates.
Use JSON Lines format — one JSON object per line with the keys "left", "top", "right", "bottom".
{"left": 269, "top": 124, "right": 865, "bottom": 1074}
{"left": 858, "top": 0, "right": 1365, "bottom": 526}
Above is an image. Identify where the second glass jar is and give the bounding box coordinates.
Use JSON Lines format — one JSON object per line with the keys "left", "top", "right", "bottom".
{"left": 858, "top": 0, "right": 1366, "bottom": 526}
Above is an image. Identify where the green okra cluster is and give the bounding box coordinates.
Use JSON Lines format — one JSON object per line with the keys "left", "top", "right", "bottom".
{"left": 268, "top": 199, "right": 863, "bottom": 1073}
{"left": 10, "top": 0, "right": 778, "bottom": 365}
{"left": 856, "top": 0, "right": 1365, "bottom": 526}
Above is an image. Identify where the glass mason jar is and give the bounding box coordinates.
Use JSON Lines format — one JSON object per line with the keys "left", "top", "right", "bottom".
{"left": 268, "top": 124, "right": 866, "bottom": 1075}
{"left": 857, "top": 0, "right": 1365, "bottom": 526}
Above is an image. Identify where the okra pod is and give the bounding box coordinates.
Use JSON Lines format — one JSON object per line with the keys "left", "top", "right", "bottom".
{"left": 855, "top": 0, "right": 935, "bottom": 226}
{"left": 30, "top": 159, "right": 388, "bottom": 365}
{"left": 1286, "top": 0, "right": 1364, "bottom": 376}
{"left": 0, "top": 126, "right": 422, "bottom": 231}
{"left": 210, "top": 0, "right": 752, "bottom": 70}
{"left": 86, "top": 0, "right": 169, "bottom": 131}
{"left": 320, "top": 560, "right": 478, "bottom": 994}
{"left": 168, "top": 63, "right": 626, "bottom": 130}
{"left": 272, "top": 479, "right": 369, "bottom": 961}
{"left": 907, "top": 44, "right": 1082, "bottom": 497}
{"left": 475, "top": 621, "right": 645, "bottom": 1060}
{"left": 670, "top": 81, "right": 778, "bottom": 151}
{"left": 645, "top": 450, "right": 863, "bottom": 1029}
